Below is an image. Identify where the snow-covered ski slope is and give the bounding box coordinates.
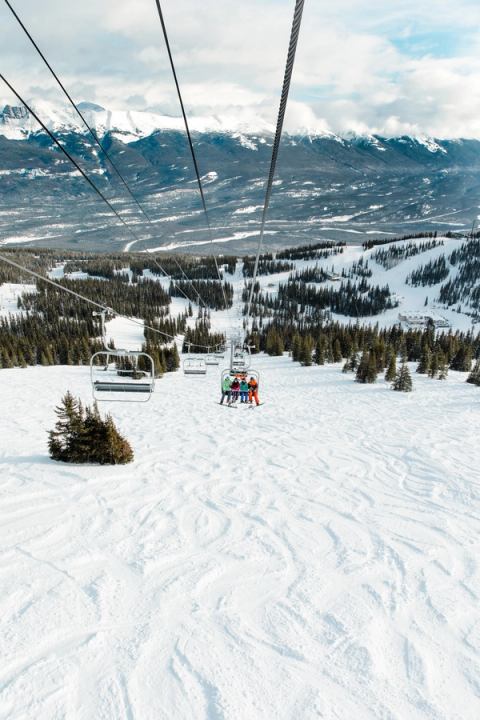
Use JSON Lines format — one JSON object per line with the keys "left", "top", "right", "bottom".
{"left": 229, "top": 236, "right": 476, "bottom": 333}
{"left": 1, "top": 355, "right": 479, "bottom": 719}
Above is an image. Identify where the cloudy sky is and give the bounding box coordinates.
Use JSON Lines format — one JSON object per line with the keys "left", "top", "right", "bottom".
{"left": 2, "top": 0, "right": 480, "bottom": 137}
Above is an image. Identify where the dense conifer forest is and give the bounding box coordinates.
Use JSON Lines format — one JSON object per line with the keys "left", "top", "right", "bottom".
{"left": 0, "top": 237, "right": 479, "bottom": 386}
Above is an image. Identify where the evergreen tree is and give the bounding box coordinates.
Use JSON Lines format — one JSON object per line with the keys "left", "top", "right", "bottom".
{"left": 48, "top": 393, "right": 133, "bottom": 464}
{"left": 356, "top": 350, "right": 377, "bottom": 383}
{"left": 300, "top": 335, "right": 314, "bottom": 366}
{"left": 437, "top": 351, "right": 448, "bottom": 380}
{"left": 315, "top": 337, "right": 325, "bottom": 365}
{"left": 466, "top": 360, "right": 480, "bottom": 386}
{"left": 333, "top": 339, "right": 342, "bottom": 363}
{"left": 265, "top": 327, "right": 284, "bottom": 356}
{"left": 416, "top": 346, "right": 432, "bottom": 374}
{"left": 291, "top": 333, "right": 302, "bottom": 362}
{"left": 366, "top": 350, "right": 378, "bottom": 383}
{"left": 428, "top": 352, "right": 439, "bottom": 379}
{"left": 98, "top": 415, "right": 134, "bottom": 465}
{"left": 385, "top": 352, "right": 397, "bottom": 382}
{"left": 451, "top": 346, "right": 473, "bottom": 372}
{"left": 393, "top": 362, "right": 413, "bottom": 392}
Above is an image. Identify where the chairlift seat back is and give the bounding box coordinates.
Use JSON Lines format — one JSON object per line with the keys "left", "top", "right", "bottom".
{"left": 183, "top": 358, "right": 207, "bottom": 375}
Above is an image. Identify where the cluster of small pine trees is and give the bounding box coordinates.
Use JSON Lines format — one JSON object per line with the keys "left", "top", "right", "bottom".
{"left": 252, "top": 321, "right": 479, "bottom": 394}
{"left": 416, "top": 344, "right": 451, "bottom": 378}
{"left": 182, "top": 315, "right": 225, "bottom": 354}
{"left": 130, "top": 254, "right": 237, "bottom": 282}
{"left": 439, "top": 239, "right": 480, "bottom": 312}
{"left": 169, "top": 279, "right": 233, "bottom": 310}
{"left": 277, "top": 241, "right": 345, "bottom": 261}
{"left": 244, "top": 278, "right": 397, "bottom": 319}
{"left": 372, "top": 239, "right": 442, "bottom": 270}
{"left": 343, "top": 349, "right": 413, "bottom": 391}
{"left": 256, "top": 320, "right": 479, "bottom": 369}
{"left": 48, "top": 392, "right": 133, "bottom": 464}
{"left": 140, "top": 342, "right": 180, "bottom": 374}
{"left": 0, "top": 315, "right": 103, "bottom": 368}
{"left": 362, "top": 231, "right": 438, "bottom": 251}
{"left": 243, "top": 257, "right": 294, "bottom": 277}
{"left": 341, "top": 257, "right": 372, "bottom": 279}
{"left": 407, "top": 255, "right": 449, "bottom": 287}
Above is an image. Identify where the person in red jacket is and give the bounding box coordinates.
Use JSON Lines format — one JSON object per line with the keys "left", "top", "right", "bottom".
{"left": 230, "top": 377, "right": 240, "bottom": 403}
{"left": 248, "top": 376, "right": 260, "bottom": 405}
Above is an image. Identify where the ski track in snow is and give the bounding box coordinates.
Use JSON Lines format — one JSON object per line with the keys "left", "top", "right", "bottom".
{"left": 1, "top": 356, "right": 479, "bottom": 719}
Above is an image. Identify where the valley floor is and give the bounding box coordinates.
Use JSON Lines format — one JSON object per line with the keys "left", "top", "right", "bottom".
{"left": 0, "top": 357, "right": 479, "bottom": 719}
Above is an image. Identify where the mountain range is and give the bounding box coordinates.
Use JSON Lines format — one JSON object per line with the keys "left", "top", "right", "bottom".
{"left": 1, "top": 101, "right": 479, "bottom": 253}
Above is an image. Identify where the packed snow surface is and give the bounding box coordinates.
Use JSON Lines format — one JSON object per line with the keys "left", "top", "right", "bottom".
{"left": 1, "top": 355, "right": 479, "bottom": 719}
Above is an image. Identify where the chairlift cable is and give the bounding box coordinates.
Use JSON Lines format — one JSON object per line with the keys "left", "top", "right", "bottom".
{"left": 0, "top": 74, "right": 202, "bottom": 307}
{"left": 2, "top": 1, "right": 214, "bottom": 313}
{"left": 3, "top": 0, "right": 154, "bottom": 225}
{"left": 245, "top": 0, "right": 304, "bottom": 327}
{"left": 154, "top": 0, "right": 231, "bottom": 316}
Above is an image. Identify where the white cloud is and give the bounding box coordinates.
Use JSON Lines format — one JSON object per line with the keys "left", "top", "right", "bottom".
{"left": 1, "top": 0, "right": 480, "bottom": 137}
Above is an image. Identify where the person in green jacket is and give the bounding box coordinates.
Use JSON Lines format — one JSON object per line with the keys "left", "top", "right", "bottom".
{"left": 220, "top": 375, "right": 232, "bottom": 404}
{"left": 240, "top": 378, "right": 249, "bottom": 403}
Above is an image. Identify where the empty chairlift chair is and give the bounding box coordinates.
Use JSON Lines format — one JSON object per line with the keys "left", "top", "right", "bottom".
{"left": 183, "top": 357, "right": 207, "bottom": 375}
{"left": 90, "top": 311, "right": 155, "bottom": 403}
{"left": 91, "top": 349, "right": 155, "bottom": 402}
{"left": 205, "top": 350, "right": 219, "bottom": 366}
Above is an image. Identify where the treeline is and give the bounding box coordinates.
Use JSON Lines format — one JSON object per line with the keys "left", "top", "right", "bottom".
{"left": 439, "top": 239, "right": 480, "bottom": 312}
{"left": 407, "top": 255, "right": 450, "bottom": 287}
{"left": 20, "top": 277, "right": 170, "bottom": 320}
{"left": 372, "top": 239, "right": 443, "bottom": 269}
{"left": 363, "top": 231, "right": 439, "bottom": 250}
{"left": 130, "top": 254, "right": 237, "bottom": 282}
{"left": 140, "top": 342, "right": 180, "bottom": 375}
{"left": 288, "top": 266, "right": 330, "bottom": 283}
{"left": 251, "top": 321, "right": 479, "bottom": 379}
{"left": 341, "top": 258, "right": 372, "bottom": 279}
{"left": 0, "top": 247, "right": 238, "bottom": 287}
{"left": 244, "top": 278, "right": 397, "bottom": 320}
{"left": 169, "top": 279, "right": 233, "bottom": 310}
{"left": 63, "top": 258, "right": 129, "bottom": 280}
{"left": 276, "top": 241, "right": 345, "bottom": 261}
{"left": 242, "top": 257, "right": 294, "bottom": 277}
{"left": 182, "top": 317, "right": 225, "bottom": 353}
{"left": 0, "top": 248, "right": 68, "bottom": 285}
{"left": 143, "top": 314, "right": 187, "bottom": 344}
{"left": 0, "top": 314, "right": 103, "bottom": 368}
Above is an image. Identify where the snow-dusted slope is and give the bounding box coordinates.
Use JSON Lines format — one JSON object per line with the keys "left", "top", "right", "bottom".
{"left": 0, "top": 356, "right": 479, "bottom": 719}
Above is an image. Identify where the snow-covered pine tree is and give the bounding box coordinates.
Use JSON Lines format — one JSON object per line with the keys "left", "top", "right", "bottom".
{"left": 436, "top": 351, "right": 448, "bottom": 380}
{"left": 356, "top": 349, "right": 377, "bottom": 383}
{"left": 300, "top": 335, "right": 314, "bottom": 366}
{"left": 291, "top": 333, "right": 302, "bottom": 362}
{"left": 393, "top": 361, "right": 413, "bottom": 392}
{"left": 48, "top": 394, "right": 133, "bottom": 464}
{"left": 416, "top": 346, "right": 432, "bottom": 374}
{"left": 47, "top": 392, "right": 83, "bottom": 462}
{"left": 315, "top": 338, "right": 325, "bottom": 365}
{"left": 466, "top": 360, "right": 480, "bottom": 386}
{"left": 385, "top": 352, "right": 397, "bottom": 382}
{"left": 451, "top": 346, "right": 473, "bottom": 372}
{"left": 429, "top": 352, "right": 439, "bottom": 378}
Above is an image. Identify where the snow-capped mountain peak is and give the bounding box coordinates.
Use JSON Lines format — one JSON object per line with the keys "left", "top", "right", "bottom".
{"left": 0, "top": 100, "right": 276, "bottom": 142}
